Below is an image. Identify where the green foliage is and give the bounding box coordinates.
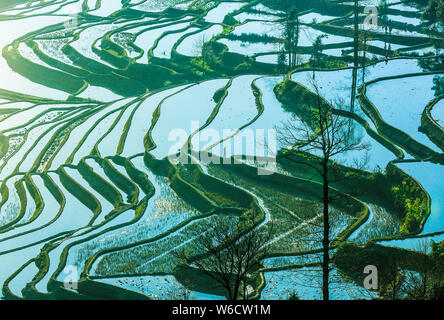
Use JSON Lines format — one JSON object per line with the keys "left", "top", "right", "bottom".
{"left": 334, "top": 242, "right": 426, "bottom": 289}
{"left": 124, "top": 159, "right": 155, "bottom": 195}
{"left": 212, "top": 87, "right": 226, "bottom": 103}
{"left": 288, "top": 290, "right": 300, "bottom": 300}
{"left": 391, "top": 180, "right": 427, "bottom": 234}
{"left": 77, "top": 279, "right": 150, "bottom": 300}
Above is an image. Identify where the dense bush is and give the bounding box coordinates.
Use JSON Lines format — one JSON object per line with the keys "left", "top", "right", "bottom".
{"left": 391, "top": 180, "right": 427, "bottom": 233}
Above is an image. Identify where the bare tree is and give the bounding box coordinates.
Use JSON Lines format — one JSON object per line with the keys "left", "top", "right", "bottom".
{"left": 193, "top": 34, "right": 208, "bottom": 77}
{"left": 176, "top": 217, "right": 272, "bottom": 300}
{"left": 310, "top": 35, "right": 325, "bottom": 79}
{"left": 282, "top": 7, "right": 300, "bottom": 70}
{"left": 402, "top": 239, "right": 433, "bottom": 300}
{"left": 276, "top": 78, "right": 370, "bottom": 300}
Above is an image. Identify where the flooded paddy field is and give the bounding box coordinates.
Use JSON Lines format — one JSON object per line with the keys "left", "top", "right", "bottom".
{"left": 0, "top": 0, "right": 442, "bottom": 301}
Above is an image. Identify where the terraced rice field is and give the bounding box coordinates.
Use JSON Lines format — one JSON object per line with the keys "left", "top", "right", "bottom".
{"left": 0, "top": 0, "right": 442, "bottom": 300}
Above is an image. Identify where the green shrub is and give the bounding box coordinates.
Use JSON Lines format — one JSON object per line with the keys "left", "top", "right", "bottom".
{"left": 391, "top": 180, "right": 427, "bottom": 234}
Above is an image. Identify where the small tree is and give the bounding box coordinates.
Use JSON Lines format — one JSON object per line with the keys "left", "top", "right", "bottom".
{"left": 193, "top": 34, "right": 209, "bottom": 77}
{"left": 277, "top": 49, "right": 288, "bottom": 74}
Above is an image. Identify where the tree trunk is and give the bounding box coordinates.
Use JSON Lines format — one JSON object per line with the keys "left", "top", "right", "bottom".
{"left": 322, "top": 161, "right": 330, "bottom": 300}
{"left": 233, "top": 281, "right": 240, "bottom": 300}
{"left": 202, "top": 52, "right": 206, "bottom": 78}
{"left": 351, "top": 0, "right": 359, "bottom": 111}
